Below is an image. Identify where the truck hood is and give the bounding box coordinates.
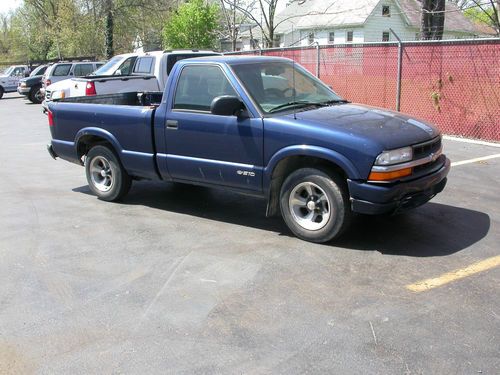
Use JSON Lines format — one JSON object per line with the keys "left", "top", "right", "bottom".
{"left": 288, "top": 103, "right": 439, "bottom": 150}
{"left": 21, "top": 76, "right": 43, "bottom": 85}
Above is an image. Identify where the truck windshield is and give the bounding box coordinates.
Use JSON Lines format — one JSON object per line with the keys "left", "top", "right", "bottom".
{"left": 231, "top": 61, "right": 344, "bottom": 114}
{"left": 30, "top": 65, "right": 47, "bottom": 76}
{"left": 91, "top": 56, "right": 122, "bottom": 76}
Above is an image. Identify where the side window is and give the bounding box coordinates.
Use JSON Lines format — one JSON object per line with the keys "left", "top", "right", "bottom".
{"left": 173, "top": 65, "right": 237, "bottom": 112}
{"left": 133, "top": 57, "right": 154, "bottom": 74}
{"left": 73, "top": 64, "right": 94, "bottom": 76}
{"left": 52, "top": 64, "right": 72, "bottom": 76}
{"left": 12, "top": 67, "right": 24, "bottom": 76}
{"left": 118, "top": 57, "right": 136, "bottom": 75}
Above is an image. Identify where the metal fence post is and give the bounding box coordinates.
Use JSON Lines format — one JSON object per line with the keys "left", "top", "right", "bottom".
{"left": 316, "top": 43, "right": 320, "bottom": 78}
{"left": 390, "top": 28, "right": 403, "bottom": 112}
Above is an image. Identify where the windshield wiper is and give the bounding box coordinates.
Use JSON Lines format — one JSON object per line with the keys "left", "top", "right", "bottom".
{"left": 268, "top": 99, "right": 349, "bottom": 113}
{"left": 268, "top": 101, "right": 327, "bottom": 113}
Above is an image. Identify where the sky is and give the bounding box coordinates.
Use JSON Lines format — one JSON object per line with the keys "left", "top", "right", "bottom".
{"left": 0, "top": 0, "right": 22, "bottom": 15}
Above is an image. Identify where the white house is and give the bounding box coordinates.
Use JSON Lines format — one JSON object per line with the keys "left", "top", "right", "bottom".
{"left": 239, "top": 0, "right": 482, "bottom": 50}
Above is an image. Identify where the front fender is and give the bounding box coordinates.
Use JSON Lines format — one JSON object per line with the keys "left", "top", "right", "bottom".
{"left": 263, "top": 145, "right": 361, "bottom": 191}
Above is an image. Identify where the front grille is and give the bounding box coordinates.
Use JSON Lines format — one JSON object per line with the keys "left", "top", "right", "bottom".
{"left": 413, "top": 137, "right": 441, "bottom": 160}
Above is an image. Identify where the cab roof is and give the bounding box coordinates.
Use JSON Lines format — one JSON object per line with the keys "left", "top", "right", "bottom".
{"left": 179, "top": 55, "right": 292, "bottom": 65}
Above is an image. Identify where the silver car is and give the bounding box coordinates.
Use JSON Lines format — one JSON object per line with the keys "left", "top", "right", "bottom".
{"left": 41, "top": 61, "right": 104, "bottom": 100}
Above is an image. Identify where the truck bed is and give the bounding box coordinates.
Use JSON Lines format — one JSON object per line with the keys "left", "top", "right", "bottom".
{"left": 57, "top": 91, "right": 163, "bottom": 106}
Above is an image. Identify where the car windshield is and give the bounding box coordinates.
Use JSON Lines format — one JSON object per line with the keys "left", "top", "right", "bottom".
{"left": 230, "top": 61, "right": 344, "bottom": 114}
{"left": 91, "top": 56, "right": 122, "bottom": 76}
{"left": 3, "top": 66, "right": 14, "bottom": 76}
{"left": 30, "top": 65, "right": 46, "bottom": 76}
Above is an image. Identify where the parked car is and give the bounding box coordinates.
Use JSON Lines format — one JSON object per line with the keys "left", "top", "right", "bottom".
{"left": 71, "top": 50, "right": 220, "bottom": 98}
{"left": 17, "top": 65, "right": 48, "bottom": 104}
{"left": 0, "top": 65, "right": 29, "bottom": 99}
{"left": 46, "top": 56, "right": 450, "bottom": 243}
{"left": 42, "top": 50, "right": 219, "bottom": 113}
{"left": 41, "top": 61, "right": 104, "bottom": 100}
{"left": 43, "top": 53, "right": 138, "bottom": 105}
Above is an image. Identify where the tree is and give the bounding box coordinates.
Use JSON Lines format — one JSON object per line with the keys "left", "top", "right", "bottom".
{"left": 219, "top": 0, "right": 252, "bottom": 51}
{"left": 420, "top": 0, "right": 446, "bottom": 40}
{"left": 452, "top": 0, "right": 500, "bottom": 35}
{"left": 223, "top": 0, "right": 279, "bottom": 48}
{"left": 163, "top": 0, "right": 220, "bottom": 49}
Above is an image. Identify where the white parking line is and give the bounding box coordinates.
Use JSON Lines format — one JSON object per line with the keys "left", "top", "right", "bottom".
{"left": 451, "top": 154, "right": 500, "bottom": 167}
{"left": 444, "top": 135, "right": 500, "bottom": 148}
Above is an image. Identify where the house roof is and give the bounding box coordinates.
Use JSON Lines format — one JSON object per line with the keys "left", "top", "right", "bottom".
{"left": 267, "top": 0, "right": 479, "bottom": 34}
{"left": 397, "top": 0, "right": 477, "bottom": 33}
{"left": 274, "top": 0, "right": 380, "bottom": 33}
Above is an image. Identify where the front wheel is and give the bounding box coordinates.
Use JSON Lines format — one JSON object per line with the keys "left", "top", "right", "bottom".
{"left": 85, "top": 145, "right": 132, "bottom": 201}
{"left": 28, "top": 85, "right": 43, "bottom": 104}
{"left": 280, "top": 168, "right": 351, "bottom": 243}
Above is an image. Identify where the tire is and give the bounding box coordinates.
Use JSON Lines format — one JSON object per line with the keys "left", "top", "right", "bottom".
{"left": 85, "top": 145, "right": 132, "bottom": 201}
{"left": 28, "top": 85, "right": 43, "bottom": 104}
{"left": 279, "top": 168, "right": 351, "bottom": 243}
{"left": 0, "top": 87, "right": 4, "bottom": 99}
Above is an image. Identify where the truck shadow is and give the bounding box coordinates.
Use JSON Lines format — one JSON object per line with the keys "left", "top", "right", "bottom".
{"left": 74, "top": 181, "right": 490, "bottom": 257}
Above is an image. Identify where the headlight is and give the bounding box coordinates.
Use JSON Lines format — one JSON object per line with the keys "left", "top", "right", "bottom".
{"left": 51, "top": 90, "right": 65, "bottom": 100}
{"left": 375, "top": 146, "right": 413, "bottom": 166}
{"left": 20, "top": 82, "right": 27, "bottom": 87}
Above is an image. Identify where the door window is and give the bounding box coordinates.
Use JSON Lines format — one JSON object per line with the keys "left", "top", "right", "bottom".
{"left": 173, "top": 65, "right": 237, "bottom": 112}
{"left": 73, "top": 64, "right": 94, "bottom": 76}
{"left": 133, "top": 57, "right": 154, "bottom": 74}
{"left": 117, "top": 57, "right": 136, "bottom": 75}
{"left": 52, "top": 64, "right": 72, "bottom": 76}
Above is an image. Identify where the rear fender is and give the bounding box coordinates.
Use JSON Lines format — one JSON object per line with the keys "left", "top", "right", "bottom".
{"left": 75, "top": 127, "right": 123, "bottom": 161}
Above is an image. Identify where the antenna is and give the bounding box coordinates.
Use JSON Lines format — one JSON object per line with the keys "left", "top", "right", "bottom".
{"left": 292, "top": 57, "right": 297, "bottom": 120}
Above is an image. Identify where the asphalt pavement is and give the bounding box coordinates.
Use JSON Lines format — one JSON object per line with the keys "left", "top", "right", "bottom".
{"left": 0, "top": 92, "right": 499, "bottom": 374}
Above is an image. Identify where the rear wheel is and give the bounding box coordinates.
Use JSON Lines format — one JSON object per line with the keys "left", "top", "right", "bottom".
{"left": 28, "top": 85, "right": 43, "bottom": 104}
{"left": 85, "top": 145, "right": 131, "bottom": 201}
{"left": 280, "top": 168, "right": 351, "bottom": 243}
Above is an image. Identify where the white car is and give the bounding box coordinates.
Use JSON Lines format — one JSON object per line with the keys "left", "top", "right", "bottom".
{"left": 0, "top": 65, "right": 29, "bottom": 99}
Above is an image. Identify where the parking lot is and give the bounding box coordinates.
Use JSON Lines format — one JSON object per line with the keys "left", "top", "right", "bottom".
{"left": 0, "top": 92, "right": 499, "bottom": 374}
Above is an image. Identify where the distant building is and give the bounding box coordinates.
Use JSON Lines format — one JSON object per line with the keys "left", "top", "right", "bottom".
{"left": 240, "top": 0, "right": 486, "bottom": 50}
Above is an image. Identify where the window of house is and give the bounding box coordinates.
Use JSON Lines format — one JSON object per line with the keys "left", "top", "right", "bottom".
{"left": 308, "top": 32, "right": 315, "bottom": 44}
{"left": 273, "top": 34, "right": 282, "bottom": 46}
{"left": 382, "top": 5, "right": 390, "bottom": 17}
{"left": 173, "top": 65, "right": 237, "bottom": 112}
{"left": 328, "top": 32, "right": 335, "bottom": 43}
{"left": 382, "top": 31, "right": 390, "bottom": 42}
{"left": 346, "top": 31, "right": 353, "bottom": 42}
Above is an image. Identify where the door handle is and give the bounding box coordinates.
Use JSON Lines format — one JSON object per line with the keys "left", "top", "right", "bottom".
{"left": 166, "top": 120, "right": 178, "bottom": 129}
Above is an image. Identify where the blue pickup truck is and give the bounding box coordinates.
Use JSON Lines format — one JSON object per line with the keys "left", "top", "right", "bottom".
{"left": 47, "top": 56, "right": 450, "bottom": 243}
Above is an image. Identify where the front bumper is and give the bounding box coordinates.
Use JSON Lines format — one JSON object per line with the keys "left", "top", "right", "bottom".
{"left": 348, "top": 157, "right": 451, "bottom": 215}
{"left": 17, "top": 86, "right": 30, "bottom": 95}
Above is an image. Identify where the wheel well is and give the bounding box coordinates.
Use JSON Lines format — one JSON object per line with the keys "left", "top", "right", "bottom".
{"left": 266, "top": 155, "right": 348, "bottom": 217}
{"left": 77, "top": 135, "right": 114, "bottom": 163}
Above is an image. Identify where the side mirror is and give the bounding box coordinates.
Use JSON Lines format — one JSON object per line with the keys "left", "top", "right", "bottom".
{"left": 210, "top": 95, "right": 245, "bottom": 116}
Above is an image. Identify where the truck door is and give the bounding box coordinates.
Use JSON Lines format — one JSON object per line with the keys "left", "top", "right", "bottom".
{"left": 162, "top": 64, "right": 263, "bottom": 192}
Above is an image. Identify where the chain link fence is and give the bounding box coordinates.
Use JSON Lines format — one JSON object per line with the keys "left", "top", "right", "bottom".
{"left": 228, "top": 39, "right": 500, "bottom": 142}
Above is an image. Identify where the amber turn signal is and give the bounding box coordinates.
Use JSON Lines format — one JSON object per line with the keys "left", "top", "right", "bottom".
{"left": 368, "top": 167, "right": 412, "bottom": 181}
